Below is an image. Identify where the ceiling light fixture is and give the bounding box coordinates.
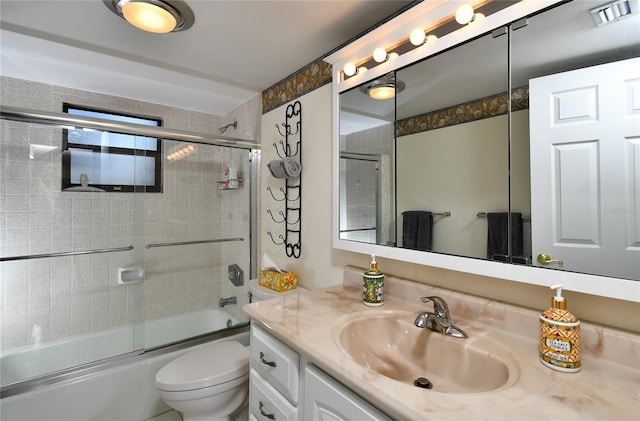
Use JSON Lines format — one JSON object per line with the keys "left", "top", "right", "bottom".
{"left": 359, "top": 74, "right": 406, "bottom": 100}
{"left": 103, "top": 0, "right": 195, "bottom": 33}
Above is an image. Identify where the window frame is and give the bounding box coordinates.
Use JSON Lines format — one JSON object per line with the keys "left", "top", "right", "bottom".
{"left": 61, "top": 103, "right": 163, "bottom": 193}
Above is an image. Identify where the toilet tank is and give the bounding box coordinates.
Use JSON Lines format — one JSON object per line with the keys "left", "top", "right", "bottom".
{"left": 248, "top": 279, "right": 308, "bottom": 302}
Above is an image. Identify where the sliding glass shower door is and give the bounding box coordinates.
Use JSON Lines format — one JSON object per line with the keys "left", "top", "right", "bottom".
{"left": 0, "top": 118, "right": 147, "bottom": 386}
{"left": 0, "top": 109, "right": 255, "bottom": 389}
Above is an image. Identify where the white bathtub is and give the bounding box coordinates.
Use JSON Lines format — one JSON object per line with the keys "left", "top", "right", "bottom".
{"left": 0, "top": 309, "right": 249, "bottom": 421}
{"left": 1, "top": 308, "right": 245, "bottom": 386}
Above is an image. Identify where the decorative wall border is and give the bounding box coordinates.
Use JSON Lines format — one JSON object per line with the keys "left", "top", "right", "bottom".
{"left": 396, "top": 86, "right": 529, "bottom": 137}
{"left": 262, "top": 59, "right": 332, "bottom": 114}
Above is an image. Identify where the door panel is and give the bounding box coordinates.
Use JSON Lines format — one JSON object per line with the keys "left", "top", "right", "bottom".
{"left": 530, "top": 57, "right": 640, "bottom": 279}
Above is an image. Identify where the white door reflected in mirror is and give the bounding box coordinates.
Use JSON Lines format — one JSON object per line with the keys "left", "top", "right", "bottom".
{"left": 530, "top": 57, "right": 640, "bottom": 280}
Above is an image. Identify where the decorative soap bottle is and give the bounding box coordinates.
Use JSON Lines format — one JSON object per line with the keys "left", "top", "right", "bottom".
{"left": 539, "top": 284, "right": 581, "bottom": 372}
{"left": 363, "top": 254, "right": 384, "bottom": 306}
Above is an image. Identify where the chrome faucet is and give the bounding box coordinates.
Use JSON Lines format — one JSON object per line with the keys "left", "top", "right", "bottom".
{"left": 218, "top": 296, "right": 237, "bottom": 308}
{"left": 414, "top": 296, "right": 467, "bottom": 338}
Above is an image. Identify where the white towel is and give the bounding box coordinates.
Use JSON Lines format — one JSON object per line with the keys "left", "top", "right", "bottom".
{"left": 268, "top": 159, "right": 287, "bottom": 178}
{"left": 283, "top": 157, "right": 301, "bottom": 178}
{"left": 268, "top": 158, "right": 301, "bottom": 179}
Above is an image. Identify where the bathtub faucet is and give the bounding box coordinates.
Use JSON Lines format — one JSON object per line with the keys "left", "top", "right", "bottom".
{"left": 219, "top": 296, "right": 237, "bottom": 308}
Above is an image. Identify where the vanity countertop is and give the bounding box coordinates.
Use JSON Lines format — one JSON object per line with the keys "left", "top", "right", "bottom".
{"left": 244, "top": 266, "right": 640, "bottom": 420}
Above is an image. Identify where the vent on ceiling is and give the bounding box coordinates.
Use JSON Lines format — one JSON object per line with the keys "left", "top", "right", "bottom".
{"left": 590, "top": 0, "right": 634, "bottom": 26}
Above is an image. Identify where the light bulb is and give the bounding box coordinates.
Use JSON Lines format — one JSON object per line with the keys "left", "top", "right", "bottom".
{"left": 369, "top": 86, "right": 395, "bottom": 100}
{"left": 357, "top": 66, "right": 368, "bottom": 74}
{"left": 373, "top": 47, "right": 388, "bottom": 63}
{"left": 388, "top": 52, "right": 399, "bottom": 60}
{"left": 344, "top": 62, "right": 357, "bottom": 77}
{"left": 121, "top": 1, "right": 177, "bottom": 33}
{"left": 469, "top": 12, "right": 485, "bottom": 24}
{"left": 455, "top": 4, "right": 475, "bottom": 25}
{"left": 426, "top": 34, "right": 438, "bottom": 44}
{"left": 410, "top": 28, "right": 426, "bottom": 46}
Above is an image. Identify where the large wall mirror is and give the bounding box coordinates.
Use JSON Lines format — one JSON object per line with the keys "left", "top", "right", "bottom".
{"left": 336, "top": 0, "right": 640, "bottom": 298}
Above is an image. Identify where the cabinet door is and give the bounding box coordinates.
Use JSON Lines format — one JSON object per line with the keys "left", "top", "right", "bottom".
{"left": 303, "top": 365, "right": 391, "bottom": 421}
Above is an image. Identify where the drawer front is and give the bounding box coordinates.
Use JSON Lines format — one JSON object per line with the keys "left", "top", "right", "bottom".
{"left": 251, "top": 325, "right": 299, "bottom": 404}
{"left": 250, "top": 368, "right": 298, "bottom": 421}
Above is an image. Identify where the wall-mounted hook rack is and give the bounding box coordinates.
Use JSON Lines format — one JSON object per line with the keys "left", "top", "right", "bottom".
{"left": 266, "top": 101, "right": 302, "bottom": 258}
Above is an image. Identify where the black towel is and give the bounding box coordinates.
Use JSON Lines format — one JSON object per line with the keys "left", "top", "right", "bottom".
{"left": 487, "top": 212, "right": 523, "bottom": 260}
{"left": 403, "top": 211, "right": 433, "bottom": 251}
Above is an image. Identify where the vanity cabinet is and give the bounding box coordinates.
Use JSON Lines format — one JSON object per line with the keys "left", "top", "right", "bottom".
{"left": 249, "top": 324, "right": 390, "bottom": 421}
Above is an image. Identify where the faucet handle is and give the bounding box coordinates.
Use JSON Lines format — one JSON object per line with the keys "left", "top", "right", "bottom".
{"left": 420, "top": 296, "right": 450, "bottom": 317}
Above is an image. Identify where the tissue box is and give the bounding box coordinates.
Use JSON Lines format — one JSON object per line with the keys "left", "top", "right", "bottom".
{"left": 258, "top": 270, "right": 297, "bottom": 292}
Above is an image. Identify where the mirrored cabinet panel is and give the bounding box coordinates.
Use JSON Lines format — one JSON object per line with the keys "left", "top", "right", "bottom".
{"left": 395, "top": 30, "right": 509, "bottom": 260}
{"left": 336, "top": 0, "right": 640, "bottom": 284}
{"left": 339, "top": 76, "right": 396, "bottom": 246}
{"left": 512, "top": 0, "right": 640, "bottom": 280}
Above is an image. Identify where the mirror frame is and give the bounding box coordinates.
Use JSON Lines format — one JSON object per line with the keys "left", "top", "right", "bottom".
{"left": 325, "top": 0, "right": 640, "bottom": 303}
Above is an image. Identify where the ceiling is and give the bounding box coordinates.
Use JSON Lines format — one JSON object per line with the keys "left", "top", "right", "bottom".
{"left": 0, "top": 0, "right": 415, "bottom": 115}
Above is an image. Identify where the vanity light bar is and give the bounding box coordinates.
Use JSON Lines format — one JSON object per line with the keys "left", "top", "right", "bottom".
{"left": 341, "top": 3, "right": 500, "bottom": 81}
{"left": 590, "top": 0, "right": 633, "bottom": 26}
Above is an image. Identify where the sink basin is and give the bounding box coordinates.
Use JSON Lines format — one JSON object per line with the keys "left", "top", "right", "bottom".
{"left": 335, "top": 311, "right": 518, "bottom": 393}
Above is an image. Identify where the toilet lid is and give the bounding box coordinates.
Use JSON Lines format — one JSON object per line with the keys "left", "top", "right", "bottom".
{"left": 155, "top": 341, "right": 249, "bottom": 392}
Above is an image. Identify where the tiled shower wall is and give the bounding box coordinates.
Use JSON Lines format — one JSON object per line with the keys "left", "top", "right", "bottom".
{"left": 340, "top": 123, "right": 394, "bottom": 244}
{"left": 0, "top": 76, "right": 261, "bottom": 350}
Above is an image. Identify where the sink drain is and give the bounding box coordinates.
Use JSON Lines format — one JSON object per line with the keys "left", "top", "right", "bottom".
{"left": 414, "top": 377, "right": 433, "bottom": 389}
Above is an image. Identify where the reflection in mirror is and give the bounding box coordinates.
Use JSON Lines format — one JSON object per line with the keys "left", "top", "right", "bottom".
{"left": 512, "top": 0, "right": 640, "bottom": 280}
{"left": 395, "top": 30, "right": 510, "bottom": 260}
{"left": 339, "top": 77, "right": 395, "bottom": 245}
{"left": 337, "top": 0, "right": 640, "bottom": 283}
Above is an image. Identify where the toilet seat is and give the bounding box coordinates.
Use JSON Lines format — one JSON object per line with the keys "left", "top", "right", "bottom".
{"left": 155, "top": 341, "right": 249, "bottom": 392}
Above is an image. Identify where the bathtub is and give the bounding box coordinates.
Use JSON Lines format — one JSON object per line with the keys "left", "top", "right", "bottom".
{"left": 0, "top": 309, "right": 249, "bottom": 421}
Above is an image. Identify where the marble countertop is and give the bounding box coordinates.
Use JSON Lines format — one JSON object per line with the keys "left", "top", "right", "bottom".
{"left": 244, "top": 266, "right": 640, "bottom": 420}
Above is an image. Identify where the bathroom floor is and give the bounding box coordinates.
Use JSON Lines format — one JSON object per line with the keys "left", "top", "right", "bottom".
{"left": 146, "top": 410, "right": 182, "bottom": 421}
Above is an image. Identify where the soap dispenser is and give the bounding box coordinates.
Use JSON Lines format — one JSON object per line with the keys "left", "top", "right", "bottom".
{"left": 539, "top": 284, "right": 581, "bottom": 372}
{"left": 363, "top": 254, "right": 384, "bottom": 307}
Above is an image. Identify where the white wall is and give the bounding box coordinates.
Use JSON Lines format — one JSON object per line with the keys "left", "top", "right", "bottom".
{"left": 260, "top": 84, "right": 640, "bottom": 332}
{"left": 396, "top": 110, "right": 530, "bottom": 258}
{"left": 259, "top": 87, "right": 343, "bottom": 289}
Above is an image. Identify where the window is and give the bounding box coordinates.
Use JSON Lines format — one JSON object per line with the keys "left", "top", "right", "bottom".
{"left": 62, "top": 104, "right": 162, "bottom": 192}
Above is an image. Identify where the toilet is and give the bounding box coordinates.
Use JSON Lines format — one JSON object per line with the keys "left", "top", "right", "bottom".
{"left": 155, "top": 280, "right": 307, "bottom": 420}
{"left": 156, "top": 341, "right": 249, "bottom": 421}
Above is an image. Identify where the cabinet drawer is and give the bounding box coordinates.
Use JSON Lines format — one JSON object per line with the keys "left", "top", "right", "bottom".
{"left": 251, "top": 325, "right": 299, "bottom": 404}
{"left": 250, "top": 368, "right": 298, "bottom": 421}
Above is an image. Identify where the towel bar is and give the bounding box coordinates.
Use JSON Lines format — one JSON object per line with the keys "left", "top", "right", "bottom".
{"left": 477, "top": 212, "right": 531, "bottom": 222}
{"left": 402, "top": 211, "right": 451, "bottom": 217}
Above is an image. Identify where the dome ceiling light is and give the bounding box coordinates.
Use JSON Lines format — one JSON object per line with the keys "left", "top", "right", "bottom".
{"left": 359, "top": 73, "right": 406, "bottom": 100}
{"left": 103, "top": 0, "right": 195, "bottom": 33}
